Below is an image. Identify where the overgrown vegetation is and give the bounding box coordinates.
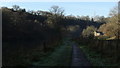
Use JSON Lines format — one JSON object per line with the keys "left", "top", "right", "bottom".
{"left": 3, "top": 38, "right": 72, "bottom": 66}
{"left": 98, "top": 6, "right": 120, "bottom": 39}
{"left": 76, "top": 5, "right": 120, "bottom": 66}
{"left": 32, "top": 39, "right": 72, "bottom": 66}
{"left": 73, "top": 38, "right": 120, "bottom": 67}
{"left": 82, "top": 26, "right": 96, "bottom": 38}
{"left": 79, "top": 45, "right": 120, "bottom": 67}
{"left": 2, "top": 5, "right": 104, "bottom": 66}
{"left": 2, "top": 2, "right": 120, "bottom": 67}
{"left": 2, "top": 5, "right": 103, "bottom": 42}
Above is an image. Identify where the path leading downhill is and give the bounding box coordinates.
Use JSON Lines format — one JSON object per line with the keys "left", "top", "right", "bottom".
{"left": 71, "top": 42, "right": 92, "bottom": 68}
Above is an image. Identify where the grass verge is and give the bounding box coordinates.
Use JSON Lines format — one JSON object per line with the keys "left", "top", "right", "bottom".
{"left": 32, "top": 39, "right": 72, "bottom": 66}
{"left": 79, "top": 45, "right": 120, "bottom": 68}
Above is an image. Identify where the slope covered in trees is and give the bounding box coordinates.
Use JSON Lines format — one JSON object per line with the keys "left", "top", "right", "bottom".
{"left": 98, "top": 6, "right": 120, "bottom": 39}
{"left": 2, "top": 5, "right": 104, "bottom": 42}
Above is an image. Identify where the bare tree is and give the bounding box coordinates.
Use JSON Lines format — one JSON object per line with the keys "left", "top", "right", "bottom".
{"left": 12, "top": 5, "right": 20, "bottom": 11}
{"left": 49, "top": 5, "right": 64, "bottom": 16}
{"left": 48, "top": 5, "right": 65, "bottom": 26}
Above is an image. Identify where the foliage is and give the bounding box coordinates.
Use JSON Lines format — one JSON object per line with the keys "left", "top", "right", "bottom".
{"left": 94, "top": 15, "right": 107, "bottom": 23}
{"left": 79, "top": 15, "right": 90, "bottom": 21}
{"left": 99, "top": 22, "right": 118, "bottom": 37}
{"left": 98, "top": 6, "right": 120, "bottom": 39}
{"left": 79, "top": 45, "right": 120, "bottom": 67}
{"left": 73, "top": 38, "right": 120, "bottom": 67}
{"left": 2, "top": 5, "right": 104, "bottom": 42}
{"left": 82, "top": 26, "right": 96, "bottom": 38}
{"left": 2, "top": 5, "right": 105, "bottom": 66}
{"left": 32, "top": 39, "right": 72, "bottom": 66}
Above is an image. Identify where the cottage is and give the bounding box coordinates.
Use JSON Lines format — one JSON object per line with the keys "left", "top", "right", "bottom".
{"left": 94, "top": 31, "right": 104, "bottom": 36}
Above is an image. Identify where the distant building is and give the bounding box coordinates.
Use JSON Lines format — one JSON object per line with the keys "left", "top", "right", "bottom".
{"left": 94, "top": 31, "right": 104, "bottom": 36}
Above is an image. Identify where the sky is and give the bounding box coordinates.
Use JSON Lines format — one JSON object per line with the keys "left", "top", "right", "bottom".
{"left": 0, "top": 2, "right": 117, "bottom": 17}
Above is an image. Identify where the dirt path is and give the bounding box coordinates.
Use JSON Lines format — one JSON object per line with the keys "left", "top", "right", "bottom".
{"left": 71, "top": 42, "right": 92, "bottom": 67}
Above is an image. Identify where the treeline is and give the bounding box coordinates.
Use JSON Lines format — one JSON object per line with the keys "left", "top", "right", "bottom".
{"left": 2, "top": 6, "right": 60, "bottom": 42}
{"left": 73, "top": 5, "right": 120, "bottom": 66}
{"left": 2, "top": 5, "right": 104, "bottom": 42}
{"left": 82, "top": 6, "right": 120, "bottom": 39}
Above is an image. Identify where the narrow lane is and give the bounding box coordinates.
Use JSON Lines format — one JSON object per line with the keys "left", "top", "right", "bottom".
{"left": 71, "top": 42, "right": 92, "bottom": 67}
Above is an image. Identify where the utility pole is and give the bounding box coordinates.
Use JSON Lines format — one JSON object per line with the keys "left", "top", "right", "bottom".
{"left": 91, "top": 11, "right": 96, "bottom": 22}
{"left": 93, "top": 11, "right": 96, "bottom": 21}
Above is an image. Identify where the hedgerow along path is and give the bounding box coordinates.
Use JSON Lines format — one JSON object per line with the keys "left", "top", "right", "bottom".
{"left": 32, "top": 38, "right": 92, "bottom": 67}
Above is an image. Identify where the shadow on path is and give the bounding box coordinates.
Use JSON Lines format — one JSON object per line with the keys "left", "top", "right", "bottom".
{"left": 71, "top": 42, "right": 92, "bottom": 68}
